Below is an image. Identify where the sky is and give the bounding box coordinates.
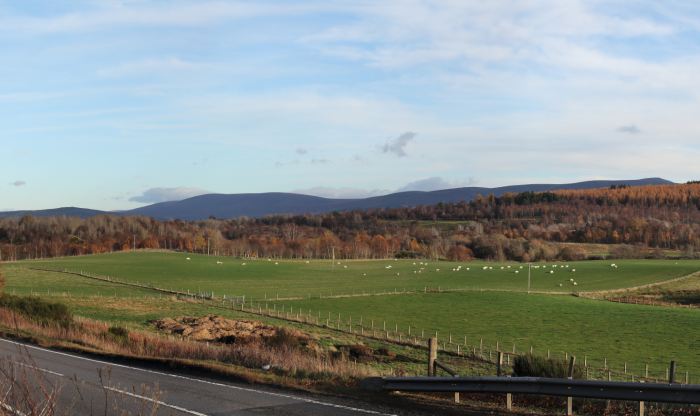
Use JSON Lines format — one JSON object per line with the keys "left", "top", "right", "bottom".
{"left": 2, "top": 0, "right": 700, "bottom": 211}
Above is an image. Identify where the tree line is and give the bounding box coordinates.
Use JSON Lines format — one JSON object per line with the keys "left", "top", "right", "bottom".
{"left": 2, "top": 183, "right": 700, "bottom": 262}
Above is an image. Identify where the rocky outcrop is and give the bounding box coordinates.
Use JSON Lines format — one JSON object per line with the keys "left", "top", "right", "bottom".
{"left": 153, "top": 315, "right": 290, "bottom": 343}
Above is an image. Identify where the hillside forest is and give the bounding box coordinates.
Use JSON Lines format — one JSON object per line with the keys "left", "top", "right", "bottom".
{"left": 3, "top": 183, "right": 700, "bottom": 263}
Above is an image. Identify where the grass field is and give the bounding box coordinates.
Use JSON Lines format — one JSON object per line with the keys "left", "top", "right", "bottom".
{"left": 5, "top": 252, "right": 700, "bottom": 381}
{"left": 8, "top": 252, "right": 700, "bottom": 300}
{"left": 279, "top": 291, "right": 700, "bottom": 372}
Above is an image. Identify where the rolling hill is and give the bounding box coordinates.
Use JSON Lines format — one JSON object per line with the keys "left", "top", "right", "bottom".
{"left": 0, "top": 178, "right": 673, "bottom": 221}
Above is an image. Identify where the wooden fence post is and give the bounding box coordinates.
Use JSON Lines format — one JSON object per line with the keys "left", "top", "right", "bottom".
{"left": 567, "top": 356, "right": 576, "bottom": 416}
{"left": 497, "top": 351, "right": 503, "bottom": 377}
{"left": 428, "top": 338, "right": 437, "bottom": 377}
{"left": 670, "top": 361, "right": 677, "bottom": 383}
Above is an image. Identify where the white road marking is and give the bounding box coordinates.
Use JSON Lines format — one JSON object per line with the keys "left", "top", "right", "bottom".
{"left": 9, "top": 360, "right": 64, "bottom": 377}
{"left": 104, "top": 386, "right": 208, "bottom": 416}
{"left": 0, "top": 339, "right": 394, "bottom": 415}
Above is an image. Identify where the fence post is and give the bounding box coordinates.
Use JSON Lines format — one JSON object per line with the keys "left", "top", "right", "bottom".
{"left": 497, "top": 351, "right": 503, "bottom": 377}
{"left": 670, "top": 361, "right": 677, "bottom": 383}
{"left": 428, "top": 338, "right": 437, "bottom": 377}
{"left": 567, "top": 356, "right": 576, "bottom": 416}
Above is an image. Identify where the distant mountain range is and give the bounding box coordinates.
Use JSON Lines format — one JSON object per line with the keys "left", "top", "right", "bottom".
{"left": 1, "top": 178, "right": 674, "bottom": 221}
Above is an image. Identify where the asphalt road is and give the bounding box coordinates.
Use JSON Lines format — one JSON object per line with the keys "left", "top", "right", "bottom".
{"left": 0, "top": 338, "right": 410, "bottom": 416}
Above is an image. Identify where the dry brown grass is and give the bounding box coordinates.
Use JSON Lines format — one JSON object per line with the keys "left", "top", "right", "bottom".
{"left": 0, "top": 308, "right": 372, "bottom": 383}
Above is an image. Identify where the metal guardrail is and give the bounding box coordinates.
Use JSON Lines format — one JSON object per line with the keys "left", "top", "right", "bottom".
{"left": 360, "top": 376, "right": 700, "bottom": 404}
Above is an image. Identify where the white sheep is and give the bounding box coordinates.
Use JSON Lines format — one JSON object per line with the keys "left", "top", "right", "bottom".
{"left": 268, "top": 259, "right": 271, "bottom": 261}
{"left": 338, "top": 262, "right": 341, "bottom": 264}
{"left": 565, "top": 265, "right": 569, "bottom": 268}
{"left": 414, "top": 271, "right": 416, "bottom": 274}
{"left": 413, "top": 263, "right": 416, "bottom": 265}
{"left": 572, "top": 269, "right": 576, "bottom": 272}
{"left": 559, "top": 284, "right": 563, "bottom": 287}
{"left": 242, "top": 263, "right": 246, "bottom": 266}
{"left": 275, "top": 262, "right": 278, "bottom": 265}
{"left": 573, "top": 282, "right": 577, "bottom": 286}
{"left": 453, "top": 269, "right": 455, "bottom": 271}
{"left": 483, "top": 266, "right": 488, "bottom": 270}
{"left": 466, "top": 268, "right": 469, "bottom": 270}
{"left": 550, "top": 271, "right": 554, "bottom": 274}
{"left": 436, "top": 269, "right": 440, "bottom": 272}
{"left": 501, "top": 267, "right": 504, "bottom": 269}
{"left": 186, "top": 258, "right": 190, "bottom": 260}
{"left": 489, "top": 267, "right": 492, "bottom": 270}
{"left": 420, "top": 262, "right": 424, "bottom": 265}
{"left": 515, "top": 271, "right": 519, "bottom": 274}
{"left": 306, "top": 261, "right": 309, "bottom": 264}
{"left": 507, "top": 266, "right": 511, "bottom": 268}
{"left": 397, "top": 273, "right": 400, "bottom": 275}
{"left": 520, "top": 266, "right": 523, "bottom": 269}
{"left": 553, "top": 265, "right": 557, "bottom": 268}
{"left": 344, "top": 265, "right": 347, "bottom": 268}
{"left": 543, "top": 265, "right": 547, "bottom": 268}
{"left": 570, "top": 278, "right": 574, "bottom": 281}
{"left": 611, "top": 264, "right": 616, "bottom": 267}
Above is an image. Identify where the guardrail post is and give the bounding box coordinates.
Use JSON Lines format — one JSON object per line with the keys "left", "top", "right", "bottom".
{"left": 670, "top": 361, "right": 677, "bottom": 383}
{"left": 428, "top": 338, "right": 437, "bottom": 377}
{"left": 567, "top": 356, "right": 576, "bottom": 416}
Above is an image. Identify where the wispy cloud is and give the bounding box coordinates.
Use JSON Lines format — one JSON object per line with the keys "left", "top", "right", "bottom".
{"left": 396, "top": 177, "right": 478, "bottom": 192}
{"left": 193, "top": 158, "right": 209, "bottom": 166}
{"left": 296, "top": 147, "right": 308, "bottom": 155}
{"left": 380, "top": 132, "right": 416, "bottom": 157}
{"left": 310, "top": 158, "right": 330, "bottom": 164}
{"left": 129, "top": 186, "right": 212, "bottom": 203}
{"left": 294, "top": 186, "right": 391, "bottom": 199}
{"left": 617, "top": 125, "right": 641, "bottom": 134}
{"left": 11, "top": 181, "right": 26, "bottom": 187}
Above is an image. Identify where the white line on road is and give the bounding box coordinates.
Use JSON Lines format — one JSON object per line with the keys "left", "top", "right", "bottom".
{"left": 0, "top": 339, "right": 395, "bottom": 415}
{"left": 9, "top": 361, "right": 64, "bottom": 377}
{"left": 104, "top": 387, "right": 208, "bottom": 416}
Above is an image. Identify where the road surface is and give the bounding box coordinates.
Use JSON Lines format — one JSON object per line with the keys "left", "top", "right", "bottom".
{"left": 0, "top": 338, "right": 426, "bottom": 416}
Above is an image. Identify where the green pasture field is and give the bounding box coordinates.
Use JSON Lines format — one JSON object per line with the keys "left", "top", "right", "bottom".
{"left": 2, "top": 267, "right": 156, "bottom": 297}
{"left": 280, "top": 291, "right": 700, "bottom": 373}
{"left": 9, "top": 252, "right": 700, "bottom": 300}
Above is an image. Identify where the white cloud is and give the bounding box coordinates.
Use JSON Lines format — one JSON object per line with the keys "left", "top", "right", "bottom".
{"left": 396, "top": 177, "right": 478, "bottom": 192}
{"left": 129, "top": 186, "right": 212, "bottom": 203}
{"left": 294, "top": 186, "right": 391, "bottom": 199}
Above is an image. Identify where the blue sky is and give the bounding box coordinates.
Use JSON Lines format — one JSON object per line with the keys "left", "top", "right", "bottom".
{"left": 2, "top": 0, "right": 700, "bottom": 211}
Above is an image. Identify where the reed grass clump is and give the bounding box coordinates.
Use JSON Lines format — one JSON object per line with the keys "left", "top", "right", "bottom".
{"left": 512, "top": 353, "right": 585, "bottom": 379}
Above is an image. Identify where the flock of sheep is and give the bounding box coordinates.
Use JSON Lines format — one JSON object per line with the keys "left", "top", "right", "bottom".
{"left": 183, "top": 257, "right": 621, "bottom": 289}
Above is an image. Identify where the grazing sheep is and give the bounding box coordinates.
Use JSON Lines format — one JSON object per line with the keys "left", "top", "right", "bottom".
{"left": 489, "top": 267, "right": 492, "bottom": 270}
{"left": 453, "top": 269, "right": 456, "bottom": 271}
{"left": 275, "top": 262, "right": 278, "bottom": 265}
{"left": 515, "top": 271, "right": 519, "bottom": 274}
{"left": 611, "top": 264, "right": 616, "bottom": 267}
{"left": 543, "top": 265, "right": 547, "bottom": 268}
{"left": 306, "top": 261, "right": 309, "bottom": 264}
{"left": 344, "top": 266, "right": 347, "bottom": 268}
{"left": 413, "top": 263, "right": 416, "bottom": 265}
{"left": 397, "top": 273, "right": 400, "bottom": 275}
{"left": 420, "top": 262, "right": 423, "bottom": 265}
{"left": 364, "top": 274, "right": 366, "bottom": 276}
{"left": 338, "top": 262, "right": 341, "bottom": 264}
{"left": 414, "top": 271, "right": 416, "bottom": 273}
{"left": 483, "top": 266, "right": 488, "bottom": 270}
{"left": 268, "top": 259, "right": 271, "bottom": 261}
{"left": 573, "top": 282, "right": 577, "bottom": 286}
{"left": 572, "top": 269, "right": 576, "bottom": 272}
{"left": 570, "top": 279, "right": 574, "bottom": 281}
{"left": 507, "top": 266, "right": 511, "bottom": 268}
{"left": 436, "top": 269, "right": 440, "bottom": 272}
{"left": 553, "top": 265, "right": 557, "bottom": 268}
{"left": 559, "top": 284, "right": 563, "bottom": 287}
{"left": 466, "top": 268, "right": 469, "bottom": 270}
{"left": 565, "top": 265, "right": 569, "bottom": 268}
{"left": 550, "top": 271, "right": 554, "bottom": 274}
{"left": 419, "top": 271, "right": 421, "bottom": 273}
{"left": 520, "top": 266, "right": 523, "bottom": 269}
{"left": 242, "top": 263, "right": 246, "bottom": 266}
{"left": 501, "top": 267, "right": 504, "bottom": 269}
{"left": 186, "top": 258, "right": 190, "bottom": 260}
